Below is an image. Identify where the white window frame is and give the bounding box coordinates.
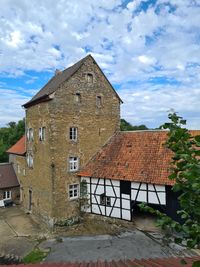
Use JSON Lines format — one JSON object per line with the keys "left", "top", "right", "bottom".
{"left": 27, "top": 153, "right": 33, "bottom": 168}
{"left": 39, "top": 127, "right": 46, "bottom": 141}
{"left": 69, "top": 157, "right": 79, "bottom": 172}
{"left": 69, "top": 184, "right": 79, "bottom": 200}
{"left": 27, "top": 128, "right": 34, "bottom": 141}
{"left": 3, "top": 191, "right": 11, "bottom": 200}
{"left": 70, "top": 127, "right": 77, "bottom": 142}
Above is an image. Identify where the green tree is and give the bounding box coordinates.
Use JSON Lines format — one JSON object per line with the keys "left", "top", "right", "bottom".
{"left": 0, "top": 119, "right": 25, "bottom": 162}
{"left": 140, "top": 112, "right": 200, "bottom": 248}
{"left": 120, "top": 119, "right": 148, "bottom": 131}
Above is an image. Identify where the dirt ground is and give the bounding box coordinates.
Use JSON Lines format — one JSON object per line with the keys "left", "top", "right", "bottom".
{"left": 55, "top": 213, "right": 159, "bottom": 237}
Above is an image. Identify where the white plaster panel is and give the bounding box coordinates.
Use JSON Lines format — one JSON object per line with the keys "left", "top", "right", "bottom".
{"left": 91, "top": 194, "right": 99, "bottom": 204}
{"left": 106, "top": 179, "right": 111, "bottom": 186}
{"left": 140, "top": 183, "right": 147, "bottom": 190}
{"left": 105, "top": 185, "right": 117, "bottom": 197}
{"left": 92, "top": 204, "right": 101, "bottom": 214}
{"left": 148, "top": 192, "right": 159, "bottom": 204}
{"left": 148, "top": 184, "right": 155, "bottom": 191}
{"left": 96, "top": 185, "right": 104, "bottom": 195}
{"left": 106, "top": 206, "right": 112, "bottom": 216}
{"left": 99, "top": 205, "right": 105, "bottom": 215}
{"left": 92, "top": 178, "right": 98, "bottom": 184}
{"left": 155, "top": 185, "right": 165, "bottom": 192}
{"left": 131, "top": 182, "right": 140, "bottom": 189}
{"left": 91, "top": 183, "right": 97, "bottom": 193}
{"left": 111, "top": 180, "right": 120, "bottom": 187}
{"left": 157, "top": 192, "right": 166, "bottom": 205}
{"left": 122, "top": 198, "right": 130, "bottom": 209}
{"left": 136, "top": 191, "right": 147, "bottom": 202}
{"left": 114, "top": 198, "right": 120, "bottom": 208}
{"left": 121, "top": 194, "right": 130, "bottom": 200}
{"left": 131, "top": 189, "right": 137, "bottom": 200}
{"left": 111, "top": 208, "right": 121, "bottom": 218}
{"left": 122, "top": 209, "right": 131, "bottom": 220}
{"left": 98, "top": 179, "right": 105, "bottom": 185}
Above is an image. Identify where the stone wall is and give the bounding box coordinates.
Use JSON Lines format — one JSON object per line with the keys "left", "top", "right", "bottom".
{"left": 0, "top": 186, "right": 20, "bottom": 203}
{"left": 23, "top": 56, "right": 121, "bottom": 226}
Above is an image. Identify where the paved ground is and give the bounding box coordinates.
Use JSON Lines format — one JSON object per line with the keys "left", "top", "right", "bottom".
{"left": 0, "top": 206, "right": 198, "bottom": 262}
{"left": 0, "top": 205, "right": 45, "bottom": 257}
{"left": 41, "top": 231, "right": 196, "bottom": 262}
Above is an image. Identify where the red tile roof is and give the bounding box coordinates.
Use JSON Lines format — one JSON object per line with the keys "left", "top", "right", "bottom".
{"left": 2, "top": 256, "right": 200, "bottom": 267}
{"left": 79, "top": 130, "right": 200, "bottom": 186}
{"left": 0, "top": 163, "right": 19, "bottom": 189}
{"left": 7, "top": 136, "right": 26, "bottom": 156}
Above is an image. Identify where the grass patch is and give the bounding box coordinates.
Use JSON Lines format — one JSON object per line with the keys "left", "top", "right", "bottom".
{"left": 23, "top": 248, "right": 48, "bottom": 264}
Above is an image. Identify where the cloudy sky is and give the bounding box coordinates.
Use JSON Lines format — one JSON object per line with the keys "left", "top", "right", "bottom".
{"left": 0, "top": 0, "right": 200, "bottom": 128}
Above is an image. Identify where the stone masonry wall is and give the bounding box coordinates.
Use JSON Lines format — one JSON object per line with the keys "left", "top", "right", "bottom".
{"left": 23, "top": 56, "right": 121, "bottom": 226}
{"left": 49, "top": 56, "right": 120, "bottom": 220}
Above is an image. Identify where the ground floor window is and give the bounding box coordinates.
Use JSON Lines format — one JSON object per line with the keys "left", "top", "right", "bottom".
{"left": 3, "top": 191, "right": 11, "bottom": 200}
{"left": 100, "top": 193, "right": 111, "bottom": 206}
{"left": 69, "top": 184, "right": 79, "bottom": 199}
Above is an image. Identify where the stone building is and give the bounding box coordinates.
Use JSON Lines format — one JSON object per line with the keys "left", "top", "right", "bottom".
{"left": 0, "top": 163, "right": 20, "bottom": 207}
{"left": 13, "top": 55, "right": 122, "bottom": 227}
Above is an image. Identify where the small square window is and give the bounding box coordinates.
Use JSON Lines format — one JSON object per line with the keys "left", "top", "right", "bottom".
{"left": 69, "top": 184, "right": 79, "bottom": 199}
{"left": 69, "top": 157, "right": 79, "bottom": 172}
{"left": 96, "top": 96, "right": 102, "bottom": 107}
{"left": 70, "top": 127, "right": 77, "bottom": 141}
{"left": 75, "top": 93, "right": 81, "bottom": 103}
{"left": 100, "top": 193, "right": 111, "bottom": 206}
{"left": 39, "top": 127, "right": 46, "bottom": 141}
{"left": 86, "top": 73, "right": 93, "bottom": 83}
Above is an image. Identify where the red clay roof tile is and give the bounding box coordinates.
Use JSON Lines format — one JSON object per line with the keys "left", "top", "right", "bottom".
{"left": 79, "top": 130, "right": 200, "bottom": 186}
{"left": 6, "top": 136, "right": 26, "bottom": 156}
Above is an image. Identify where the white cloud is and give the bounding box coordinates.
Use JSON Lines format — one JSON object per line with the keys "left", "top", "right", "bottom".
{"left": 0, "top": 0, "right": 200, "bottom": 128}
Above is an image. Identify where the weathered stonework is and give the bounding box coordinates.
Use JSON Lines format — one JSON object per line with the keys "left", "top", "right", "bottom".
{"left": 20, "top": 56, "right": 121, "bottom": 227}
{"left": 0, "top": 186, "right": 19, "bottom": 203}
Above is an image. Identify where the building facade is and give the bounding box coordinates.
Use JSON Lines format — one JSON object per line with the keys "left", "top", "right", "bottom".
{"left": 18, "top": 55, "right": 121, "bottom": 227}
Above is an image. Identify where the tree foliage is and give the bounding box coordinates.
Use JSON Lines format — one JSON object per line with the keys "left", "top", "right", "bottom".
{"left": 120, "top": 119, "right": 148, "bottom": 131}
{"left": 140, "top": 112, "right": 200, "bottom": 248}
{"left": 0, "top": 119, "right": 25, "bottom": 162}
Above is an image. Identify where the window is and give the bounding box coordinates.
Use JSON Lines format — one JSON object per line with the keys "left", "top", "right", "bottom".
{"left": 17, "top": 164, "right": 20, "bottom": 174}
{"left": 27, "top": 153, "right": 33, "bottom": 168}
{"left": 96, "top": 96, "right": 102, "bottom": 107}
{"left": 39, "top": 127, "right": 46, "bottom": 141}
{"left": 23, "top": 168, "right": 26, "bottom": 176}
{"left": 100, "top": 193, "right": 111, "bottom": 206}
{"left": 69, "top": 157, "right": 79, "bottom": 172}
{"left": 70, "top": 127, "right": 77, "bottom": 141}
{"left": 27, "top": 128, "right": 33, "bottom": 141}
{"left": 69, "top": 184, "right": 79, "bottom": 199}
{"left": 86, "top": 73, "right": 93, "bottom": 83}
{"left": 75, "top": 93, "right": 81, "bottom": 103}
{"left": 3, "top": 191, "right": 11, "bottom": 200}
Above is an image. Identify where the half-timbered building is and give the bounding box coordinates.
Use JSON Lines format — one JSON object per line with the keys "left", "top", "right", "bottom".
{"left": 79, "top": 130, "right": 200, "bottom": 222}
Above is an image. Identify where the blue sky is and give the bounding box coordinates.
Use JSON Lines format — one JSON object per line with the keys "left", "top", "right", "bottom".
{"left": 0, "top": 0, "right": 200, "bottom": 128}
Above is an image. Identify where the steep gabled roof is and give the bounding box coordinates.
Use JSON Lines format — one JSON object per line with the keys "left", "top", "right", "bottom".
{"left": 23, "top": 54, "right": 122, "bottom": 108}
{"left": 0, "top": 163, "right": 19, "bottom": 189}
{"left": 7, "top": 136, "right": 26, "bottom": 156}
{"left": 79, "top": 130, "right": 200, "bottom": 186}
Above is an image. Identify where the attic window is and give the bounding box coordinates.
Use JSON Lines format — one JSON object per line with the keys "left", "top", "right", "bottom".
{"left": 86, "top": 73, "right": 93, "bottom": 83}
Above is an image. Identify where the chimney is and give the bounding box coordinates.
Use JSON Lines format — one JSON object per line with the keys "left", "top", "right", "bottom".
{"left": 55, "top": 69, "right": 61, "bottom": 75}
